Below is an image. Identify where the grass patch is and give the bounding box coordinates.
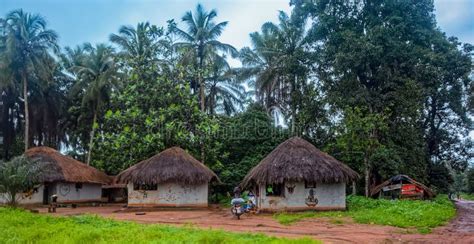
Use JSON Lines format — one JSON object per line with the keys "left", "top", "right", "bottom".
{"left": 0, "top": 208, "right": 318, "bottom": 243}
{"left": 460, "top": 193, "right": 474, "bottom": 201}
{"left": 274, "top": 195, "right": 455, "bottom": 233}
{"left": 329, "top": 218, "right": 345, "bottom": 225}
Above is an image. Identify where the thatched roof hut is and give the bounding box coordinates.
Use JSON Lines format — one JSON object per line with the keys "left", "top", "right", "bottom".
{"left": 370, "top": 174, "right": 435, "bottom": 199}
{"left": 116, "top": 147, "right": 219, "bottom": 185}
{"left": 241, "top": 137, "right": 358, "bottom": 188}
{"left": 26, "top": 146, "right": 111, "bottom": 184}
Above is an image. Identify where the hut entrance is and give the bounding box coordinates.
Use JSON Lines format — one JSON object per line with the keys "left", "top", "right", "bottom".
{"left": 42, "top": 184, "right": 50, "bottom": 204}
{"left": 102, "top": 184, "right": 127, "bottom": 203}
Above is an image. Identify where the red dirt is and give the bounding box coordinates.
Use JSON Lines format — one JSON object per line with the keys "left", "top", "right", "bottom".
{"left": 38, "top": 200, "right": 474, "bottom": 244}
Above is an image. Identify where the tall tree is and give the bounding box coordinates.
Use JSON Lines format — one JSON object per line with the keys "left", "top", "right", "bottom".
{"left": 3, "top": 10, "right": 58, "bottom": 151}
{"left": 71, "top": 43, "right": 121, "bottom": 165}
{"left": 205, "top": 53, "right": 246, "bottom": 115}
{"left": 110, "top": 22, "right": 168, "bottom": 79}
{"left": 238, "top": 21, "right": 284, "bottom": 113}
{"left": 298, "top": 0, "right": 472, "bottom": 191}
{"left": 172, "top": 4, "right": 237, "bottom": 112}
{"left": 238, "top": 10, "right": 311, "bottom": 132}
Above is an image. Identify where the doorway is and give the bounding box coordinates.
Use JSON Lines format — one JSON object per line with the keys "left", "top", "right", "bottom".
{"left": 42, "top": 185, "right": 49, "bottom": 204}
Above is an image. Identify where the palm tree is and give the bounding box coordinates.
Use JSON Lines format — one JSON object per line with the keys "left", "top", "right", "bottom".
{"left": 205, "top": 54, "right": 246, "bottom": 115}
{"left": 71, "top": 43, "right": 121, "bottom": 165}
{"left": 0, "top": 18, "right": 17, "bottom": 159}
{"left": 60, "top": 45, "right": 87, "bottom": 72}
{"left": 110, "top": 22, "right": 167, "bottom": 78}
{"left": 238, "top": 10, "right": 309, "bottom": 132}
{"left": 3, "top": 10, "right": 59, "bottom": 151}
{"left": 237, "top": 23, "right": 283, "bottom": 111}
{"left": 173, "top": 4, "right": 237, "bottom": 112}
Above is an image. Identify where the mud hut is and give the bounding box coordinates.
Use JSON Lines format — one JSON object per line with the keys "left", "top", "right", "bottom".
{"left": 116, "top": 147, "right": 218, "bottom": 208}
{"left": 1, "top": 147, "right": 111, "bottom": 205}
{"left": 370, "top": 175, "right": 435, "bottom": 200}
{"left": 241, "top": 137, "right": 358, "bottom": 212}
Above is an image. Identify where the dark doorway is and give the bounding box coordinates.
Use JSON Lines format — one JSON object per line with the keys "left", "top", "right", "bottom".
{"left": 42, "top": 185, "right": 49, "bottom": 204}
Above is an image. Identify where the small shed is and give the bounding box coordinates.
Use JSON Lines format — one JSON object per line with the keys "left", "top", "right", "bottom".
{"left": 370, "top": 175, "right": 435, "bottom": 200}
{"left": 116, "top": 147, "right": 219, "bottom": 208}
{"left": 1, "top": 147, "right": 111, "bottom": 205}
{"left": 241, "top": 137, "right": 358, "bottom": 212}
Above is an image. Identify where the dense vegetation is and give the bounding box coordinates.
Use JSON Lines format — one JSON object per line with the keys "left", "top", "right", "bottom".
{"left": 0, "top": 155, "right": 44, "bottom": 205}
{"left": 0, "top": 208, "right": 316, "bottom": 243}
{"left": 0, "top": 0, "right": 472, "bottom": 197}
{"left": 274, "top": 195, "right": 455, "bottom": 233}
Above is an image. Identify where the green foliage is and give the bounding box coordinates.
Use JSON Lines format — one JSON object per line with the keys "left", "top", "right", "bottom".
{"left": 274, "top": 195, "right": 455, "bottom": 233}
{"left": 467, "top": 168, "right": 474, "bottom": 194}
{"left": 1, "top": 2, "right": 472, "bottom": 199}
{"left": 1, "top": 9, "right": 59, "bottom": 152}
{"left": 296, "top": 0, "right": 473, "bottom": 191}
{"left": 329, "top": 107, "right": 395, "bottom": 195}
{"left": 172, "top": 4, "right": 238, "bottom": 113}
{"left": 429, "top": 164, "right": 454, "bottom": 193}
{"left": 0, "top": 208, "right": 318, "bottom": 243}
{"left": 214, "top": 104, "right": 289, "bottom": 193}
{"left": 451, "top": 172, "right": 467, "bottom": 194}
{"left": 92, "top": 76, "right": 218, "bottom": 175}
{"left": 0, "top": 156, "right": 43, "bottom": 206}
{"left": 237, "top": 9, "right": 312, "bottom": 130}
{"left": 460, "top": 193, "right": 474, "bottom": 201}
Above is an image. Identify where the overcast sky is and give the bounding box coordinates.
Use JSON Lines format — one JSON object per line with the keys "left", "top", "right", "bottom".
{"left": 1, "top": 0, "right": 472, "bottom": 50}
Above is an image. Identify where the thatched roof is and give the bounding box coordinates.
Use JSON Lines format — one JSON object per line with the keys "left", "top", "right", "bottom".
{"left": 116, "top": 147, "right": 219, "bottom": 185}
{"left": 241, "top": 137, "right": 358, "bottom": 188}
{"left": 26, "top": 147, "right": 111, "bottom": 184}
{"left": 370, "top": 174, "right": 435, "bottom": 198}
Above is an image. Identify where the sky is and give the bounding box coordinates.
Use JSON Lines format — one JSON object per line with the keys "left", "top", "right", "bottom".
{"left": 1, "top": 0, "right": 472, "bottom": 51}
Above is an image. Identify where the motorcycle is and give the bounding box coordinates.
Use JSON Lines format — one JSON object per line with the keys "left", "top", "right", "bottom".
{"left": 231, "top": 198, "right": 256, "bottom": 219}
{"left": 231, "top": 197, "right": 248, "bottom": 219}
{"left": 231, "top": 202, "right": 244, "bottom": 219}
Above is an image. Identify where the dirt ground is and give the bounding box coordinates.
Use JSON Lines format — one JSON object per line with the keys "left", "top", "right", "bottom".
{"left": 37, "top": 200, "right": 474, "bottom": 244}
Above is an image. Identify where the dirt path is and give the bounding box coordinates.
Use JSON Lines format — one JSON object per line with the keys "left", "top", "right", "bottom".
{"left": 446, "top": 200, "right": 474, "bottom": 233}
{"left": 38, "top": 201, "right": 474, "bottom": 243}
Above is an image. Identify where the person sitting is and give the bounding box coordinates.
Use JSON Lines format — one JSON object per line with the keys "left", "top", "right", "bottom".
{"left": 245, "top": 191, "right": 256, "bottom": 211}
{"left": 231, "top": 186, "right": 245, "bottom": 206}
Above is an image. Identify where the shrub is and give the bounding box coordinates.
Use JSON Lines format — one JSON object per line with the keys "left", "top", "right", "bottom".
{"left": 274, "top": 195, "right": 455, "bottom": 233}
{"left": 0, "top": 155, "right": 43, "bottom": 206}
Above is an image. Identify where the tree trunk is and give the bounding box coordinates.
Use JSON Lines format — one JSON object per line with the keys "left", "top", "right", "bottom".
{"left": 8, "top": 190, "right": 17, "bottom": 206}
{"left": 364, "top": 155, "right": 370, "bottom": 197}
{"left": 352, "top": 181, "right": 356, "bottom": 195}
{"left": 22, "top": 72, "right": 29, "bottom": 152}
{"left": 198, "top": 55, "right": 205, "bottom": 163}
{"left": 86, "top": 108, "right": 98, "bottom": 165}
{"left": 199, "top": 71, "right": 205, "bottom": 112}
{"left": 291, "top": 75, "right": 297, "bottom": 135}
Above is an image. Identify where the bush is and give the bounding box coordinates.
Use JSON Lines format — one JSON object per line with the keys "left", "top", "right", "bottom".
{"left": 274, "top": 195, "right": 455, "bottom": 233}
{"left": 0, "top": 155, "right": 44, "bottom": 206}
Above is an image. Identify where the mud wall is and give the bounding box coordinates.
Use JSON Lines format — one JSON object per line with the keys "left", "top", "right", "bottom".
{"left": 53, "top": 182, "right": 102, "bottom": 203}
{"left": 0, "top": 185, "right": 44, "bottom": 205}
{"left": 257, "top": 182, "right": 346, "bottom": 211}
{"left": 127, "top": 182, "right": 208, "bottom": 207}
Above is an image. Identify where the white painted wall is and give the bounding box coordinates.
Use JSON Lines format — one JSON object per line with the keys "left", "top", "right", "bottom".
{"left": 54, "top": 182, "right": 102, "bottom": 203}
{"left": 127, "top": 182, "right": 208, "bottom": 207}
{"left": 0, "top": 182, "right": 103, "bottom": 205}
{"left": 0, "top": 185, "right": 44, "bottom": 205}
{"left": 257, "top": 182, "right": 346, "bottom": 211}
